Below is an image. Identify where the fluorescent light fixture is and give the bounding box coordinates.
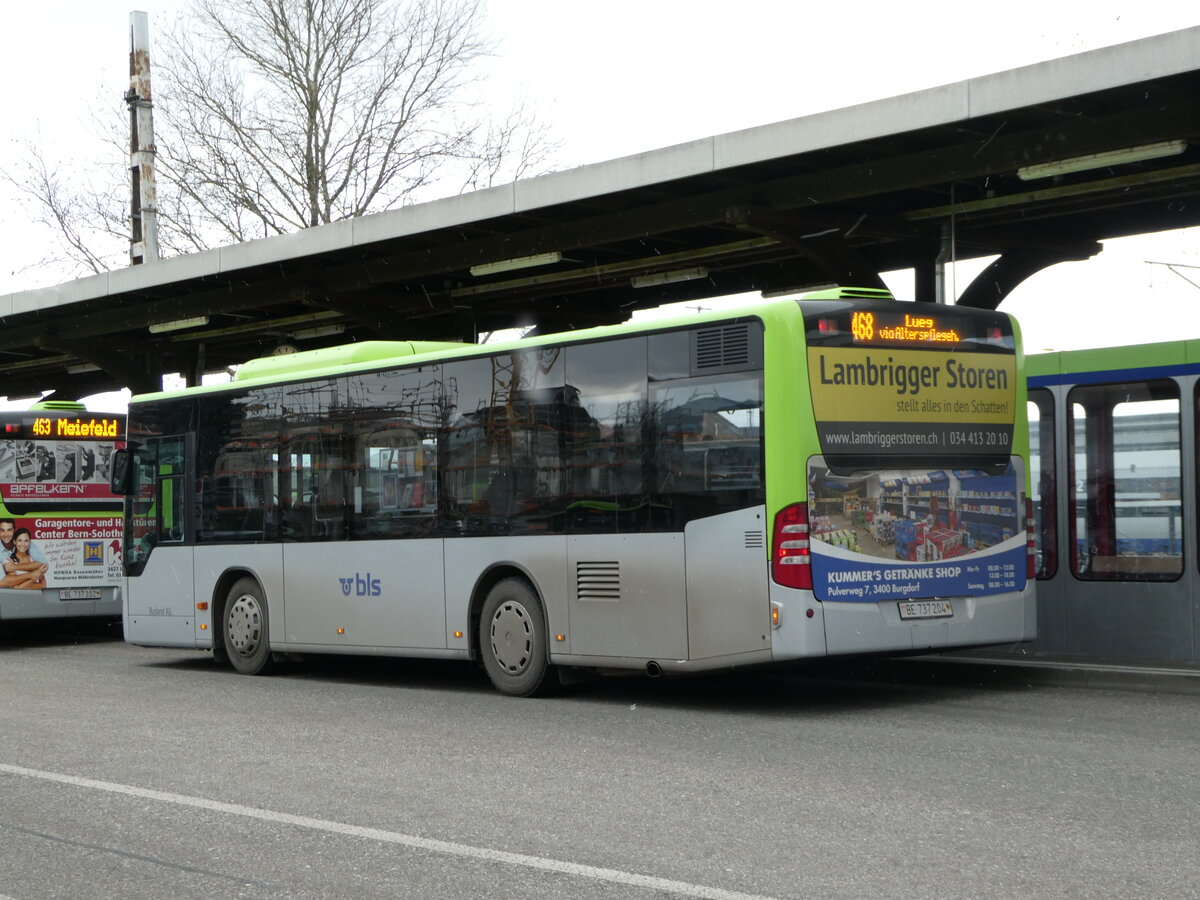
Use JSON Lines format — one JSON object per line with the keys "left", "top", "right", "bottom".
{"left": 469, "top": 251, "right": 562, "bottom": 277}
{"left": 149, "top": 315, "right": 210, "bottom": 333}
{"left": 291, "top": 323, "right": 346, "bottom": 340}
{"left": 66, "top": 363, "right": 101, "bottom": 374}
{"left": 630, "top": 266, "right": 709, "bottom": 289}
{"left": 1017, "top": 140, "right": 1187, "bottom": 181}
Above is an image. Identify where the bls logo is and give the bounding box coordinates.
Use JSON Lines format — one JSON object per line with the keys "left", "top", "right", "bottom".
{"left": 339, "top": 573, "right": 381, "bottom": 597}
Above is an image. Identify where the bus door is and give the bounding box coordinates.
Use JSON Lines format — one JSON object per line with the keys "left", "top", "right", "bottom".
{"left": 125, "top": 434, "right": 198, "bottom": 645}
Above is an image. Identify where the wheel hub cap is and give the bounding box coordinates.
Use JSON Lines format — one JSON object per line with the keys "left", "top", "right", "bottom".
{"left": 490, "top": 600, "right": 532, "bottom": 674}
{"left": 228, "top": 594, "right": 263, "bottom": 657}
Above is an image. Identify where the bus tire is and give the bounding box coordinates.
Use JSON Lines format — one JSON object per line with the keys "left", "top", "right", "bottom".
{"left": 224, "top": 577, "right": 274, "bottom": 676}
{"left": 480, "top": 578, "right": 551, "bottom": 697}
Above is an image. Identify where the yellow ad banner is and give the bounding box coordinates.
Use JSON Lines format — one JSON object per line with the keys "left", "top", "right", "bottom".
{"left": 808, "top": 347, "right": 1015, "bottom": 423}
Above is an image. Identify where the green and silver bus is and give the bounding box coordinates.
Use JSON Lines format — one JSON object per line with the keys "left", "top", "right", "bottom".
{"left": 0, "top": 401, "right": 125, "bottom": 624}
{"left": 113, "top": 289, "right": 1034, "bottom": 694}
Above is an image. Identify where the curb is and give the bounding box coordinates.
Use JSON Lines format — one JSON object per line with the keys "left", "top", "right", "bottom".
{"left": 898, "top": 656, "right": 1200, "bottom": 695}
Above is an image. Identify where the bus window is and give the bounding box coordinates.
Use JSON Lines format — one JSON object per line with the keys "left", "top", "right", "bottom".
{"left": 1028, "top": 389, "right": 1057, "bottom": 579}
{"left": 1069, "top": 380, "right": 1181, "bottom": 580}
{"left": 157, "top": 436, "right": 187, "bottom": 544}
{"left": 441, "top": 351, "right": 570, "bottom": 534}
{"left": 198, "top": 391, "right": 278, "bottom": 543}
{"left": 345, "top": 367, "right": 442, "bottom": 539}
{"left": 565, "top": 338, "right": 649, "bottom": 533}
{"left": 652, "top": 373, "right": 764, "bottom": 523}
{"left": 279, "top": 380, "right": 345, "bottom": 540}
{"left": 125, "top": 434, "right": 188, "bottom": 573}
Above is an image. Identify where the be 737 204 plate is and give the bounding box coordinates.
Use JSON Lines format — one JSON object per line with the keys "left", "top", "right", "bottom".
{"left": 898, "top": 599, "right": 952, "bottom": 620}
{"left": 59, "top": 588, "right": 102, "bottom": 601}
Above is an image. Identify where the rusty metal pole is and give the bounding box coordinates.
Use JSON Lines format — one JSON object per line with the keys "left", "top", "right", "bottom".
{"left": 126, "top": 10, "right": 159, "bottom": 265}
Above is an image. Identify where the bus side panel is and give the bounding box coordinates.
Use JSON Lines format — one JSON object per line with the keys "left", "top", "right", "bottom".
{"left": 442, "top": 536, "right": 567, "bottom": 652}
{"left": 281, "top": 539, "right": 445, "bottom": 650}
{"left": 684, "top": 506, "right": 771, "bottom": 660}
{"left": 193, "top": 544, "right": 284, "bottom": 648}
{"left": 767, "top": 583, "right": 828, "bottom": 660}
{"left": 567, "top": 533, "right": 686, "bottom": 660}
{"left": 124, "top": 546, "right": 198, "bottom": 648}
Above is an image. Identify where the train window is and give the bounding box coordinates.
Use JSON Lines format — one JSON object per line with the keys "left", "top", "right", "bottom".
{"left": 1068, "top": 380, "right": 1182, "bottom": 581}
{"left": 1028, "top": 390, "right": 1057, "bottom": 579}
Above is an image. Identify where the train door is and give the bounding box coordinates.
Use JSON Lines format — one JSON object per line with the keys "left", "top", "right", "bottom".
{"left": 1033, "top": 376, "right": 1197, "bottom": 662}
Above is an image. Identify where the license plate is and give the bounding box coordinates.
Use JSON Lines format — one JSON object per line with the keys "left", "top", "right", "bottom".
{"left": 59, "top": 588, "right": 102, "bottom": 601}
{"left": 898, "top": 599, "right": 952, "bottom": 620}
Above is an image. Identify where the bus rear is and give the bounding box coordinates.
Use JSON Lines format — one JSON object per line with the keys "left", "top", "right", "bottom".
{"left": 0, "top": 403, "right": 125, "bottom": 623}
{"left": 768, "top": 291, "right": 1034, "bottom": 659}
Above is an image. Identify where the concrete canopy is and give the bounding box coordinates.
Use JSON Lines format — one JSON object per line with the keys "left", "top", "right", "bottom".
{"left": 4, "top": 26, "right": 1199, "bottom": 399}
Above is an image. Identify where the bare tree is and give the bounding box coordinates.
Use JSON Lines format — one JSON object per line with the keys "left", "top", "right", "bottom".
{"left": 4, "top": 138, "right": 128, "bottom": 276}
{"left": 4, "top": 0, "right": 556, "bottom": 278}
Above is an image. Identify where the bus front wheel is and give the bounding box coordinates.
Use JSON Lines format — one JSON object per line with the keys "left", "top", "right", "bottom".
{"left": 224, "top": 577, "right": 274, "bottom": 676}
{"left": 480, "top": 578, "right": 551, "bottom": 697}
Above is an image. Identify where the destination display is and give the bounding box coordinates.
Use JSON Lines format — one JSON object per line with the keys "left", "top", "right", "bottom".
{"left": 806, "top": 460, "right": 1025, "bottom": 602}
{"left": 850, "top": 309, "right": 964, "bottom": 347}
{"left": 23, "top": 416, "right": 122, "bottom": 440}
{"left": 806, "top": 302, "right": 1014, "bottom": 352}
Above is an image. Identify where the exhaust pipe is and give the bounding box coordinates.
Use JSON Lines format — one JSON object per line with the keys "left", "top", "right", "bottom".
{"left": 645, "top": 660, "right": 662, "bottom": 678}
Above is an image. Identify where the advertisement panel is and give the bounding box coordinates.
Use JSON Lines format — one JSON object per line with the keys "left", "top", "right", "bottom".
{"left": 0, "top": 415, "right": 125, "bottom": 593}
{"left": 807, "top": 347, "right": 1016, "bottom": 462}
{"left": 807, "top": 459, "right": 1024, "bottom": 602}
{"left": 0, "top": 433, "right": 120, "bottom": 505}
{"left": 0, "top": 516, "right": 124, "bottom": 590}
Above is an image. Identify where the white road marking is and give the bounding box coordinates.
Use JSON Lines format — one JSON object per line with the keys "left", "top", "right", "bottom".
{"left": 0, "top": 763, "right": 774, "bottom": 900}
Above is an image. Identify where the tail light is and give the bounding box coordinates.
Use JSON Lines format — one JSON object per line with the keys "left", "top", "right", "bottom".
{"left": 772, "top": 502, "right": 812, "bottom": 590}
{"left": 1026, "top": 498, "right": 1037, "bottom": 580}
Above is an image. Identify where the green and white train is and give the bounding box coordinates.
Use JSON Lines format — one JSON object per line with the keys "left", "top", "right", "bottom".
{"left": 1027, "top": 339, "right": 1200, "bottom": 664}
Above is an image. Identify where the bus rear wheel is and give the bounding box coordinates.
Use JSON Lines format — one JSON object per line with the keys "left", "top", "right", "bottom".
{"left": 480, "top": 578, "right": 551, "bottom": 697}
{"left": 224, "top": 577, "right": 274, "bottom": 675}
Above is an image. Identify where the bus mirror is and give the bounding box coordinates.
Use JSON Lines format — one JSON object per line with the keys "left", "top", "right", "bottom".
{"left": 109, "top": 449, "right": 132, "bottom": 495}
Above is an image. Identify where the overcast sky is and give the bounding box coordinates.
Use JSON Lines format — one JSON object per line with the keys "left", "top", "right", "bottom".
{"left": 1, "top": 2, "right": 1198, "bottom": 409}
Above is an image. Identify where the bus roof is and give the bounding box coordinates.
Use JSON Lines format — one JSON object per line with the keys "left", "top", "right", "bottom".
{"left": 28, "top": 400, "right": 89, "bottom": 412}
{"left": 129, "top": 298, "right": 798, "bottom": 403}
{"left": 234, "top": 340, "right": 468, "bottom": 383}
